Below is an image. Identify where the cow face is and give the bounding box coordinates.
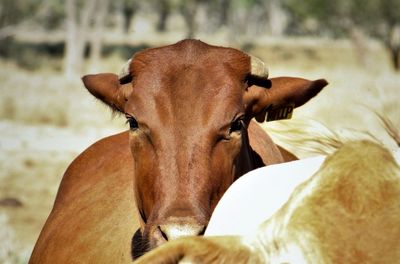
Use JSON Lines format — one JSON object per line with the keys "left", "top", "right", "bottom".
{"left": 82, "top": 40, "right": 327, "bottom": 256}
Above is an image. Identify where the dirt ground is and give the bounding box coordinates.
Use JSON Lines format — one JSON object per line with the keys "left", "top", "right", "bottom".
{"left": 0, "top": 37, "right": 399, "bottom": 263}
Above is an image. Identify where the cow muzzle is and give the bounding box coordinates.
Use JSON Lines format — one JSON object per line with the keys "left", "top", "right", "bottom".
{"left": 131, "top": 217, "right": 207, "bottom": 259}
{"left": 157, "top": 217, "right": 206, "bottom": 241}
{"left": 150, "top": 216, "right": 206, "bottom": 247}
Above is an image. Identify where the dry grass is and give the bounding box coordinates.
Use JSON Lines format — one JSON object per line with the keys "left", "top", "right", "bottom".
{"left": 254, "top": 40, "right": 400, "bottom": 158}
{"left": 0, "top": 58, "right": 127, "bottom": 129}
{"left": 0, "top": 37, "right": 399, "bottom": 263}
{"left": 262, "top": 68, "right": 400, "bottom": 158}
{"left": 0, "top": 57, "right": 126, "bottom": 262}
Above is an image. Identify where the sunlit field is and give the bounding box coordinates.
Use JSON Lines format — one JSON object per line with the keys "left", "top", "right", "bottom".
{"left": 0, "top": 36, "right": 399, "bottom": 263}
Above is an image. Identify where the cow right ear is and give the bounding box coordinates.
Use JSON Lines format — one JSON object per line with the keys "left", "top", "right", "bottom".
{"left": 244, "top": 77, "right": 328, "bottom": 122}
{"left": 82, "top": 73, "right": 132, "bottom": 113}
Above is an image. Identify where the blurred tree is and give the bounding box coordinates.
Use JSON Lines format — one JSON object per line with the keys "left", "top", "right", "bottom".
{"left": 35, "top": 0, "right": 65, "bottom": 30}
{"left": 210, "top": 0, "right": 287, "bottom": 39}
{"left": 88, "top": 0, "right": 109, "bottom": 72}
{"left": 179, "top": 0, "right": 201, "bottom": 38}
{"left": 64, "top": 0, "right": 98, "bottom": 78}
{"left": 146, "top": 0, "right": 181, "bottom": 33}
{"left": 217, "top": 0, "right": 231, "bottom": 27}
{"left": 121, "top": 0, "right": 139, "bottom": 33}
{"left": 265, "top": 0, "right": 287, "bottom": 36}
{"left": 378, "top": 0, "right": 400, "bottom": 70}
{"left": 0, "top": 0, "right": 66, "bottom": 61}
{"left": 153, "top": 0, "right": 173, "bottom": 32}
{"left": 283, "top": 0, "right": 400, "bottom": 70}
{"left": 0, "top": 0, "right": 46, "bottom": 39}
{"left": 205, "top": 0, "right": 233, "bottom": 32}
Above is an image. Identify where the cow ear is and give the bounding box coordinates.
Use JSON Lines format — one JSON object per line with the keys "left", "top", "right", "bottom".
{"left": 244, "top": 77, "right": 328, "bottom": 122}
{"left": 82, "top": 73, "right": 132, "bottom": 113}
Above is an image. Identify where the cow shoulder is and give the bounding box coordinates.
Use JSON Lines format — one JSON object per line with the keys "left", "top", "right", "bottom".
{"left": 30, "top": 131, "right": 139, "bottom": 264}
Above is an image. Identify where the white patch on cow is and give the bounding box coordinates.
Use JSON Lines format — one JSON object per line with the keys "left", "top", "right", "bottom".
{"left": 394, "top": 149, "right": 400, "bottom": 164}
{"left": 205, "top": 155, "right": 326, "bottom": 236}
{"left": 268, "top": 242, "right": 308, "bottom": 264}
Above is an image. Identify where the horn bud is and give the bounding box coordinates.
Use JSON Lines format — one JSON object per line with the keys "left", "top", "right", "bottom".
{"left": 118, "top": 58, "right": 132, "bottom": 84}
{"left": 250, "top": 55, "right": 269, "bottom": 78}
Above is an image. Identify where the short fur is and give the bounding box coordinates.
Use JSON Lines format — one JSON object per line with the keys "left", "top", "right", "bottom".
{"left": 30, "top": 40, "right": 327, "bottom": 263}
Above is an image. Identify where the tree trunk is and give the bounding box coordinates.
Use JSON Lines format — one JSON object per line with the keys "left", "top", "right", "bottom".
{"left": 390, "top": 47, "right": 400, "bottom": 70}
{"left": 265, "top": 0, "right": 287, "bottom": 36}
{"left": 122, "top": 1, "right": 136, "bottom": 33}
{"left": 388, "top": 25, "right": 400, "bottom": 70}
{"left": 64, "top": 0, "right": 78, "bottom": 79}
{"left": 156, "top": 0, "right": 170, "bottom": 32}
{"left": 64, "top": 0, "right": 98, "bottom": 79}
{"left": 89, "top": 0, "right": 109, "bottom": 72}
{"left": 180, "top": 0, "right": 199, "bottom": 39}
{"left": 218, "top": 0, "right": 230, "bottom": 27}
{"left": 349, "top": 26, "right": 371, "bottom": 69}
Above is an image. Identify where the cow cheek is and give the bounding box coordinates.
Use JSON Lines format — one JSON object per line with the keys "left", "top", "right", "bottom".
{"left": 129, "top": 133, "right": 157, "bottom": 223}
{"left": 209, "top": 139, "right": 242, "bottom": 209}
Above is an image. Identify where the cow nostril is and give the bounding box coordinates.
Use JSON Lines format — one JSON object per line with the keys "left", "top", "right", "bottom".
{"left": 158, "top": 225, "right": 169, "bottom": 241}
{"left": 198, "top": 225, "right": 206, "bottom": 236}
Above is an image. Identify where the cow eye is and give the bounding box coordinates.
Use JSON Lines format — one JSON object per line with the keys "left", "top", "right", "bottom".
{"left": 126, "top": 116, "right": 139, "bottom": 131}
{"left": 229, "top": 118, "right": 244, "bottom": 135}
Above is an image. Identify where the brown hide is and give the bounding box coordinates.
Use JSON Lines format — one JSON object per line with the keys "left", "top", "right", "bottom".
{"left": 30, "top": 124, "right": 282, "bottom": 264}
{"left": 29, "top": 132, "right": 138, "bottom": 263}
{"left": 30, "top": 40, "right": 327, "bottom": 263}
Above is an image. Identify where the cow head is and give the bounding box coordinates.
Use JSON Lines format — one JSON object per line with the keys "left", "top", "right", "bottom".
{"left": 81, "top": 40, "right": 327, "bottom": 256}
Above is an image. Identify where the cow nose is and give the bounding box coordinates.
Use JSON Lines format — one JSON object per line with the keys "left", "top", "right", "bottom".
{"left": 158, "top": 223, "right": 206, "bottom": 241}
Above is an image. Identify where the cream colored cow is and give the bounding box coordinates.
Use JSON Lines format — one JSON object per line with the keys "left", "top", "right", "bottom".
{"left": 134, "top": 140, "right": 400, "bottom": 263}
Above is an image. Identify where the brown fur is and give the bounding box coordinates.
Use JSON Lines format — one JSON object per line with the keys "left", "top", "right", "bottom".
{"left": 29, "top": 132, "right": 139, "bottom": 263}
{"left": 30, "top": 40, "right": 327, "bottom": 263}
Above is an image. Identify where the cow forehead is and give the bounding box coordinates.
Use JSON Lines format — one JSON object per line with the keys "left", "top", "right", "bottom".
{"left": 126, "top": 40, "right": 249, "bottom": 124}
{"left": 130, "top": 40, "right": 250, "bottom": 87}
{"left": 131, "top": 40, "right": 250, "bottom": 75}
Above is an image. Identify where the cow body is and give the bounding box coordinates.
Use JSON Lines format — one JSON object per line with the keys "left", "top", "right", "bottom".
{"left": 30, "top": 123, "right": 285, "bottom": 263}
{"left": 29, "top": 132, "right": 137, "bottom": 263}
{"left": 135, "top": 140, "right": 400, "bottom": 263}
{"left": 29, "top": 122, "right": 287, "bottom": 263}
{"left": 29, "top": 40, "right": 327, "bottom": 263}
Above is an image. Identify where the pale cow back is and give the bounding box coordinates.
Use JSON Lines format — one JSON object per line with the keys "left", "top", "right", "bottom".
{"left": 134, "top": 140, "right": 400, "bottom": 264}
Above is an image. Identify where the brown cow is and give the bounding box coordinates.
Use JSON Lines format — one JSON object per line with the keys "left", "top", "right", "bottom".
{"left": 135, "top": 140, "right": 400, "bottom": 263}
{"left": 29, "top": 39, "right": 327, "bottom": 263}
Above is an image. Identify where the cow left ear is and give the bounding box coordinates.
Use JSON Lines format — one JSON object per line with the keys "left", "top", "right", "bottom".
{"left": 244, "top": 77, "right": 328, "bottom": 122}
{"left": 82, "top": 73, "right": 132, "bottom": 113}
